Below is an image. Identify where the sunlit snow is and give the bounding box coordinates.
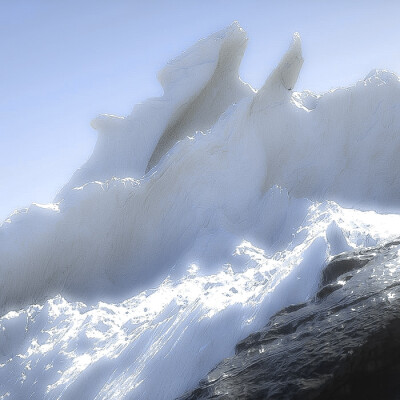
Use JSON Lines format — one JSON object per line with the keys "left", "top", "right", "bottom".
{"left": 1, "top": 22, "right": 400, "bottom": 399}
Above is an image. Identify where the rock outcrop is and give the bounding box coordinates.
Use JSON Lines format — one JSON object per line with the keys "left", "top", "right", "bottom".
{"left": 180, "top": 238, "right": 400, "bottom": 399}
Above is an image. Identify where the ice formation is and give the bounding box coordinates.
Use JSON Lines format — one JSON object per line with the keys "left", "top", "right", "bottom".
{"left": 1, "top": 22, "right": 400, "bottom": 399}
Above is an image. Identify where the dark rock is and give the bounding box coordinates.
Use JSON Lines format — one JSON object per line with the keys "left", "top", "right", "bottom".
{"left": 315, "top": 282, "right": 344, "bottom": 301}
{"left": 179, "top": 239, "right": 400, "bottom": 400}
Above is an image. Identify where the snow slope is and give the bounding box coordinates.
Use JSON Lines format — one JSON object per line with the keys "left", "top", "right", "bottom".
{"left": 1, "top": 22, "right": 400, "bottom": 399}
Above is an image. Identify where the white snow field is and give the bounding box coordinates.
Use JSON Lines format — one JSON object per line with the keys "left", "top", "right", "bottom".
{"left": 1, "top": 22, "right": 400, "bottom": 399}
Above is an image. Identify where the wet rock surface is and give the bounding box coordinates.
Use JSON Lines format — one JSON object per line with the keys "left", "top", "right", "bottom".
{"left": 179, "top": 238, "right": 400, "bottom": 400}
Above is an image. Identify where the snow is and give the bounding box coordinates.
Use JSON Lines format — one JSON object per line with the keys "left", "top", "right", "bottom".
{"left": 1, "top": 22, "right": 400, "bottom": 399}
{"left": 58, "top": 22, "right": 253, "bottom": 199}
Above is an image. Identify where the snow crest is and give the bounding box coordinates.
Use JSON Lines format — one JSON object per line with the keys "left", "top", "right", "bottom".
{"left": 1, "top": 22, "right": 400, "bottom": 399}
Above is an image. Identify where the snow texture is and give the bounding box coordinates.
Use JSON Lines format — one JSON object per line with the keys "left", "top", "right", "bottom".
{"left": 1, "top": 22, "right": 400, "bottom": 399}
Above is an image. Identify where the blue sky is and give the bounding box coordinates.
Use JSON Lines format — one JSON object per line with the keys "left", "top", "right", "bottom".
{"left": 1, "top": 0, "right": 400, "bottom": 222}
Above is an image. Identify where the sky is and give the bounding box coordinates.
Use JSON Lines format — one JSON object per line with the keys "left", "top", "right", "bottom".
{"left": 1, "top": 0, "right": 400, "bottom": 222}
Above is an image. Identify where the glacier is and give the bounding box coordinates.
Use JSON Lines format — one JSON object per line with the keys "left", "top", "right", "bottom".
{"left": 1, "top": 22, "right": 400, "bottom": 399}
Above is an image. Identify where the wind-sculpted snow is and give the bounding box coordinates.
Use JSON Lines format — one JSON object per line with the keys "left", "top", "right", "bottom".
{"left": 1, "top": 22, "right": 400, "bottom": 399}
{"left": 58, "top": 22, "right": 253, "bottom": 196}
{"left": 2, "top": 201, "right": 400, "bottom": 400}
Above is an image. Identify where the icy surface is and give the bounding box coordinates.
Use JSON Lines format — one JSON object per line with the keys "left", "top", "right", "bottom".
{"left": 1, "top": 22, "right": 400, "bottom": 399}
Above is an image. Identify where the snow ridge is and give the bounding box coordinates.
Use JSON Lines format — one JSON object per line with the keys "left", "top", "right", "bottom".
{"left": 1, "top": 22, "right": 400, "bottom": 400}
